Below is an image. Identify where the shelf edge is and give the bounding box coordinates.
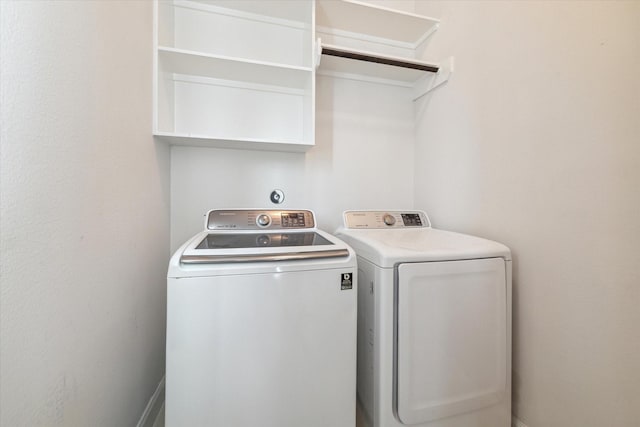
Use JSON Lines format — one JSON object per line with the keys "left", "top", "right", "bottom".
{"left": 153, "top": 133, "right": 314, "bottom": 153}
{"left": 157, "top": 46, "right": 313, "bottom": 73}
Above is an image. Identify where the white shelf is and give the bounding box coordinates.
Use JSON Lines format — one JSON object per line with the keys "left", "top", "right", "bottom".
{"left": 315, "top": 1, "right": 450, "bottom": 95}
{"left": 153, "top": 0, "right": 315, "bottom": 151}
{"left": 316, "top": 0, "right": 439, "bottom": 48}
{"left": 155, "top": 71, "right": 312, "bottom": 147}
{"left": 152, "top": 0, "right": 451, "bottom": 151}
{"left": 186, "top": 0, "right": 312, "bottom": 25}
{"left": 161, "top": 0, "right": 313, "bottom": 68}
{"left": 158, "top": 46, "right": 312, "bottom": 89}
{"left": 154, "top": 132, "right": 313, "bottom": 153}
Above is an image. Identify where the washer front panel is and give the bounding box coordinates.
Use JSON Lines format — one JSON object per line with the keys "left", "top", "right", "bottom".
{"left": 166, "top": 263, "right": 357, "bottom": 426}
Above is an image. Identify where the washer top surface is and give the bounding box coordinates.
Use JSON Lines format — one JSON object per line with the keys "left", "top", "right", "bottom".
{"left": 169, "top": 209, "right": 355, "bottom": 278}
{"left": 335, "top": 210, "right": 511, "bottom": 267}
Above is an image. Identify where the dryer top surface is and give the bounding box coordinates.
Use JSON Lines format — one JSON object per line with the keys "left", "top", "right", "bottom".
{"left": 335, "top": 226, "right": 511, "bottom": 267}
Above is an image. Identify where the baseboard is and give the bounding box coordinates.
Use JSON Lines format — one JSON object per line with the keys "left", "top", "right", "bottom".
{"left": 137, "top": 375, "right": 165, "bottom": 427}
{"left": 512, "top": 416, "right": 529, "bottom": 427}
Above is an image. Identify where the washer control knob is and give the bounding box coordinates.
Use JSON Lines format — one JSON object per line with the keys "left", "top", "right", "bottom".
{"left": 383, "top": 214, "right": 396, "bottom": 226}
{"left": 256, "top": 214, "right": 271, "bottom": 227}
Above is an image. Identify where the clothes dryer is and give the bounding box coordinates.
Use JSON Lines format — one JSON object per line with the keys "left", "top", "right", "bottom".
{"left": 167, "top": 209, "right": 357, "bottom": 427}
{"left": 335, "top": 211, "right": 511, "bottom": 427}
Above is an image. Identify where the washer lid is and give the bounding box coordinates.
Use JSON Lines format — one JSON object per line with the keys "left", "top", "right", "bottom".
{"left": 334, "top": 227, "right": 511, "bottom": 267}
{"left": 195, "top": 232, "right": 333, "bottom": 250}
{"left": 179, "top": 229, "right": 350, "bottom": 265}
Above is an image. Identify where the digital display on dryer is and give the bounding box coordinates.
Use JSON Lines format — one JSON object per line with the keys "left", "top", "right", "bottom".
{"left": 401, "top": 213, "right": 423, "bottom": 226}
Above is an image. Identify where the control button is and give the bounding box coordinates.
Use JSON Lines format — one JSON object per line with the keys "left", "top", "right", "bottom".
{"left": 282, "top": 212, "right": 306, "bottom": 228}
{"left": 383, "top": 214, "right": 396, "bottom": 226}
{"left": 256, "top": 214, "right": 271, "bottom": 227}
{"left": 256, "top": 235, "right": 271, "bottom": 246}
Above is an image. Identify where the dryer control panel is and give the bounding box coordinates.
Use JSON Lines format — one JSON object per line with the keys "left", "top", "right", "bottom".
{"left": 343, "top": 210, "right": 431, "bottom": 229}
{"left": 206, "top": 209, "right": 316, "bottom": 231}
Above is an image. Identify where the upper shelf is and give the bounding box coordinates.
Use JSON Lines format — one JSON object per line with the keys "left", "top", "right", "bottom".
{"left": 154, "top": 0, "right": 316, "bottom": 151}
{"left": 185, "top": 0, "right": 312, "bottom": 24}
{"left": 158, "top": 46, "right": 312, "bottom": 89}
{"left": 315, "top": 0, "right": 440, "bottom": 48}
{"left": 160, "top": 0, "right": 314, "bottom": 69}
{"left": 314, "top": 1, "right": 451, "bottom": 97}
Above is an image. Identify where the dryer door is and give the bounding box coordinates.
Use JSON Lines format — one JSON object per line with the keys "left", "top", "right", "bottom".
{"left": 395, "top": 258, "right": 507, "bottom": 424}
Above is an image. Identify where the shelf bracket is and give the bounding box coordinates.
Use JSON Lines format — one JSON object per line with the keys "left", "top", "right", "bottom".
{"left": 315, "top": 38, "right": 323, "bottom": 69}
{"left": 413, "top": 56, "right": 454, "bottom": 101}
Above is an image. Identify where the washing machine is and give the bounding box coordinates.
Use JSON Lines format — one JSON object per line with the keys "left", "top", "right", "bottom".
{"left": 335, "top": 210, "right": 512, "bottom": 427}
{"left": 166, "top": 209, "right": 357, "bottom": 427}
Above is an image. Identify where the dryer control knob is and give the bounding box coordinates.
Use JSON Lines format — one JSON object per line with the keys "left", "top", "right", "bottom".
{"left": 256, "top": 214, "right": 271, "bottom": 227}
{"left": 383, "top": 214, "right": 396, "bottom": 226}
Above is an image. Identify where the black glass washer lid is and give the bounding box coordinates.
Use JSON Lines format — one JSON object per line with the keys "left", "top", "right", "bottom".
{"left": 195, "top": 232, "right": 333, "bottom": 250}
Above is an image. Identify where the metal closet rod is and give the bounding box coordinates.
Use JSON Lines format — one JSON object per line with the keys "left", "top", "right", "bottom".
{"left": 321, "top": 47, "right": 439, "bottom": 73}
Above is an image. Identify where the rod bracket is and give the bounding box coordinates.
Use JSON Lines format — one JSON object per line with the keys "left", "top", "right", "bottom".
{"left": 413, "top": 56, "right": 454, "bottom": 100}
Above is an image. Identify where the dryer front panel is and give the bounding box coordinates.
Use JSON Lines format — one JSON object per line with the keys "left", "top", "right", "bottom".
{"left": 394, "top": 258, "right": 507, "bottom": 425}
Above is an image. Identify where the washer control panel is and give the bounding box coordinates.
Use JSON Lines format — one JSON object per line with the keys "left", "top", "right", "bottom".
{"left": 343, "top": 210, "right": 431, "bottom": 229}
{"left": 206, "top": 209, "right": 315, "bottom": 230}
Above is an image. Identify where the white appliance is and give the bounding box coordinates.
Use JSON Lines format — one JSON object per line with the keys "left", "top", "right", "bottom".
{"left": 335, "top": 211, "right": 512, "bottom": 427}
{"left": 167, "top": 209, "right": 357, "bottom": 427}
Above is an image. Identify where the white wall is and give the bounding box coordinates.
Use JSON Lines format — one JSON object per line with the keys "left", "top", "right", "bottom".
{"left": 0, "top": 2, "right": 170, "bottom": 426}
{"left": 414, "top": 1, "right": 640, "bottom": 426}
{"left": 170, "top": 75, "right": 415, "bottom": 250}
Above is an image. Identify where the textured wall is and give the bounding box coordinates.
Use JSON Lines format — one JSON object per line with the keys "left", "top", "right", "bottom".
{"left": 0, "top": 1, "right": 170, "bottom": 425}
{"left": 414, "top": 2, "right": 640, "bottom": 426}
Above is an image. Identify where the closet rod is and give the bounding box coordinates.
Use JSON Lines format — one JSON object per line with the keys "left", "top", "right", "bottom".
{"left": 321, "top": 47, "right": 439, "bottom": 73}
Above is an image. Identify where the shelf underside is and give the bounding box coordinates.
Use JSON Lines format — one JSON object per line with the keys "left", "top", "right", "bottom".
{"left": 184, "top": 0, "right": 312, "bottom": 25}
{"left": 316, "top": 0, "right": 439, "bottom": 46}
{"left": 154, "top": 132, "right": 313, "bottom": 152}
